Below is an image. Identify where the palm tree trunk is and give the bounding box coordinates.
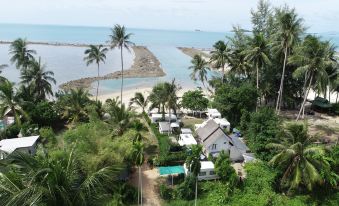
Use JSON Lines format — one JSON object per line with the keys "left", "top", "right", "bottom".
{"left": 168, "top": 106, "right": 171, "bottom": 136}
{"left": 195, "top": 178, "right": 198, "bottom": 206}
{"left": 276, "top": 46, "right": 288, "bottom": 114}
{"left": 141, "top": 165, "right": 143, "bottom": 206}
{"left": 256, "top": 64, "right": 259, "bottom": 111}
{"left": 120, "top": 46, "right": 124, "bottom": 107}
{"left": 138, "top": 167, "right": 141, "bottom": 205}
{"left": 336, "top": 92, "right": 338, "bottom": 103}
{"left": 297, "top": 74, "right": 313, "bottom": 121}
{"left": 96, "top": 63, "right": 100, "bottom": 102}
{"left": 301, "top": 71, "right": 309, "bottom": 118}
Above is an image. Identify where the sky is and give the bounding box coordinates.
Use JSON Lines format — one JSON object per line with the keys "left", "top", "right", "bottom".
{"left": 0, "top": 0, "right": 338, "bottom": 32}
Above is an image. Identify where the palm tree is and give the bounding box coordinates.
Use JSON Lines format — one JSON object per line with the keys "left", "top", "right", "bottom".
{"left": 289, "top": 35, "right": 335, "bottom": 120}
{"left": 84, "top": 45, "right": 108, "bottom": 101}
{"left": 243, "top": 33, "right": 271, "bottom": 91}
{"left": 149, "top": 83, "right": 168, "bottom": 116}
{"left": 210, "top": 40, "right": 231, "bottom": 83}
{"left": 58, "top": 88, "right": 91, "bottom": 123}
{"left": 130, "top": 92, "right": 149, "bottom": 113}
{"left": 164, "top": 80, "right": 181, "bottom": 135}
{"left": 9, "top": 38, "right": 36, "bottom": 71}
{"left": 0, "top": 64, "right": 7, "bottom": 82}
{"left": 132, "top": 141, "right": 145, "bottom": 206}
{"left": 189, "top": 54, "right": 210, "bottom": 87}
{"left": 185, "top": 144, "right": 203, "bottom": 206}
{"left": 0, "top": 151, "right": 121, "bottom": 205}
{"left": 0, "top": 79, "right": 28, "bottom": 126}
{"left": 20, "top": 57, "right": 56, "bottom": 100}
{"left": 105, "top": 101, "right": 132, "bottom": 136}
{"left": 273, "top": 8, "right": 304, "bottom": 113}
{"left": 268, "top": 123, "right": 331, "bottom": 194}
{"left": 108, "top": 25, "right": 134, "bottom": 106}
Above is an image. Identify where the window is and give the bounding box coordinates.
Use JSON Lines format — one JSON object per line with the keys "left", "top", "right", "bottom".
{"left": 209, "top": 171, "right": 215, "bottom": 175}
{"left": 199, "top": 172, "right": 206, "bottom": 176}
{"left": 212, "top": 144, "right": 217, "bottom": 150}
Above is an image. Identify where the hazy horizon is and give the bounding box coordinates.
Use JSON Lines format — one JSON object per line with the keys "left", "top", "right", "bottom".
{"left": 0, "top": 0, "right": 339, "bottom": 33}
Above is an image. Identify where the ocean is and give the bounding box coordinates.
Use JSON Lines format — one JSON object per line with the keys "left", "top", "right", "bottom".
{"left": 0, "top": 23, "right": 338, "bottom": 94}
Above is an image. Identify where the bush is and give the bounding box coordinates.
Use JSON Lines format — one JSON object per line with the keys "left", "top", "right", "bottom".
{"left": 175, "top": 175, "right": 196, "bottom": 200}
{"left": 1, "top": 124, "right": 20, "bottom": 139}
{"left": 160, "top": 184, "right": 174, "bottom": 200}
{"left": 27, "top": 101, "right": 60, "bottom": 127}
{"left": 39, "top": 127, "right": 56, "bottom": 145}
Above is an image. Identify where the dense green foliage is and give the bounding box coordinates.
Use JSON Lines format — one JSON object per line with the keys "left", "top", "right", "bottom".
{"left": 181, "top": 90, "right": 209, "bottom": 113}
{"left": 214, "top": 150, "right": 238, "bottom": 185}
{"left": 213, "top": 81, "right": 258, "bottom": 126}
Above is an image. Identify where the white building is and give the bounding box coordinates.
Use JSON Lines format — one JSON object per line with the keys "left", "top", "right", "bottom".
{"left": 184, "top": 161, "right": 219, "bottom": 181}
{"left": 0, "top": 136, "right": 40, "bottom": 159}
{"left": 213, "top": 118, "right": 231, "bottom": 132}
{"left": 181, "top": 128, "right": 192, "bottom": 134}
{"left": 206, "top": 109, "right": 221, "bottom": 119}
{"left": 196, "top": 119, "right": 245, "bottom": 162}
{"left": 151, "top": 113, "right": 177, "bottom": 123}
{"left": 178, "top": 134, "right": 197, "bottom": 147}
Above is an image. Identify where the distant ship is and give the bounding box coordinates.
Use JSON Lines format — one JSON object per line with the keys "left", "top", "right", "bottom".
{"left": 195, "top": 29, "right": 202, "bottom": 32}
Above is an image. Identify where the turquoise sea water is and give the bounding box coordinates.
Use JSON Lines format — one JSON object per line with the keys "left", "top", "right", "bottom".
{"left": 0, "top": 24, "right": 338, "bottom": 94}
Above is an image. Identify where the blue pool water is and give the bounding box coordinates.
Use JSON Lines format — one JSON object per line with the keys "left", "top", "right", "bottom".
{"left": 0, "top": 23, "right": 338, "bottom": 93}
{"left": 158, "top": 166, "right": 185, "bottom": 176}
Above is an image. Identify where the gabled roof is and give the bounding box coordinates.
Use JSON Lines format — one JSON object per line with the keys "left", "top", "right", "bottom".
{"left": 196, "top": 119, "right": 220, "bottom": 142}
{"left": 230, "top": 135, "right": 250, "bottom": 153}
{"left": 0, "top": 136, "right": 39, "bottom": 154}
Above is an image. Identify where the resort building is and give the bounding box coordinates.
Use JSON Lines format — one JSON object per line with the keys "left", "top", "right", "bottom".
{"left": 151, "top": 113, "right": 177, "bottom": 123}
{"left": 178, "top": 133, "right": 197, "bottom": 147}
{"left": 206, "top": 109, "right": 221, "bottom": 119}
{"left": 184, "top": 161, "right": 219, "bottom": 181}
{"left": 0, "top": 136, "right": 40, "bottom": 159}
{"left": 195, "top": 119, "right": 250, "bottom": 163}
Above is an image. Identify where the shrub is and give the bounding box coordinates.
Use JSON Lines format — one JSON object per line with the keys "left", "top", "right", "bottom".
{"left": 175, "top": 175, "right": 196, "bottom": 200}
{"left": 160, "top": 184, "right": 174, "bottom": 200}
{"left": 39, "top": 127, "right": 56, "bottom": 145}
{"left": 1, "top": 124, "right": 20, "bottom": 139}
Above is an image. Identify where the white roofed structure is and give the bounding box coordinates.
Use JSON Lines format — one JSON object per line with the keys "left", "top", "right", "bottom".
{"left": 178, "top": 134, "right": 197, "bottom": 147}
{"left": 207, "top": 109, "right": 221, "bottom": 119}
{"left": 0, "top": 136, "right": 39, "bottom": 159}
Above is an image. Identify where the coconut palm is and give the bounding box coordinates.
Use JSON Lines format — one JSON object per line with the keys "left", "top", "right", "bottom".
{"left": 58, "top": 88, "right": 91, "bottom": 123}
{"left": 108, "top": 25, "right": 134, "bottom": 106}
{"left": 149, "top": 83, "right": 168, "bottom": 116}
{"left": 268, "top": 123, "right": 331, "bottom": 193}
{"left": 129, "top": 92, "right": 149, "bottom": 113}
{"left": 0, "top": 79, "right": 28, "bottom": 126}
{"left": 105, "top": 101, "right": 132, "bottom": 136}
{"left": 210, "top": 40, "right": 231, "bottom": 83}
{"left": 20, "top": 57, "right": 56, "bottom": 100}
{"left": 0, "top": 64, "right": 7, "bottom": 82}
{"left": 9, "top": 38, "right": 36, "bottom": 71}
{"left": 289, "top": 35, "right": 336, "bottom": 120}
{"left": 0, "top": 150, "right": 121, "bottom": 206}
{"left": 189, "top": 54, "right": 210, "bottom": 87}
{"left": 164, "top": 80, "right": 181, "bottom": 135}
{"left": 132, "top": 141, "right": 145, "bottom": 206}
{"left": 273, "top": 8, "right": 304, "bottom": 113}
{"left": 84, "top": 45, "right": 108, "bottom": 101}
{"left": 243, "top": 32, "right": 271, "bottom": 91}
{"left": 185, "top": 144, "right": 203, "bottom": 206}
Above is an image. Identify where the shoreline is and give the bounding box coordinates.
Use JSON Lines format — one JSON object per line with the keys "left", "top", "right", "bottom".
{"left": 0, "top": 40, "right": 107, "bottom": 48}
{"left": 177, "top": 47, "right": 211, "bottom": 59}
{"left": 59, "top": 46, "right": 166, "bottom": 90}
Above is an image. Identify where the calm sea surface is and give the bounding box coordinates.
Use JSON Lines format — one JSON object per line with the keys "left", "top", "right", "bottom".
{"left": 0, "top": 24, "right": 338, "bottom": 94}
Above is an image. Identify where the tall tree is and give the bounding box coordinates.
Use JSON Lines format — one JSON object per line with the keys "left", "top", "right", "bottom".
{"left": 0, "top": 79, "right": 28, "bottom": 126}
{"left": 188, "top": 54, "right": 210, "bottom": 87}
{"left": 132, "top": 141, "right": 145, "bottom": 206}
{"left": 268, "top": 123, "right": 333, "bottom": 194}
{"left": 251, "top": 0, "right": 272, "bottom": 35}
{"left": 290, "top": 35, "right": 336, "bottom": 120}
{"left": 243, "top": 33, "right": 271, "bottom": 92}
{"left": 210, "top": 40, "right": 231, "bottom": 83}
{"left": 9, "top": 38, "right": 36, "bottom": 71}
{"left": 108, "top": 25, "right": 134, "bottom": 106}
{"left": 185, "top": 144, "right": 203, "bottom": 206}
{"left": 129, "top": 92, "right": 149, "bottom": 113}
{"left": 0, "top": 64, "right": 7, "bottom": 82}
{"left": 21, "top": 57, "right": 56, "bottom": 100}
{"left": 274, "top": 7, "right": 304, "bottom": 113}
{"left": 84, "top": 45, "right": 108, "bottom": 101}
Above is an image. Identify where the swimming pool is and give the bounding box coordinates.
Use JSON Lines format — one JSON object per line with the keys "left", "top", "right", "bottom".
{"left": 158, "top": 166, "right": 185, "bottom": 176}
{"left": 0, "top": 120, "right": 4, "bottom": 130}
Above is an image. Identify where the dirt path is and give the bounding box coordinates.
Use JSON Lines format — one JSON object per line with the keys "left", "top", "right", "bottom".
{"left": 129, "top": 163, "right": 162, "bottom": 206}
{"left": 129, "top": 117, "right": 162, "bottom": 205}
